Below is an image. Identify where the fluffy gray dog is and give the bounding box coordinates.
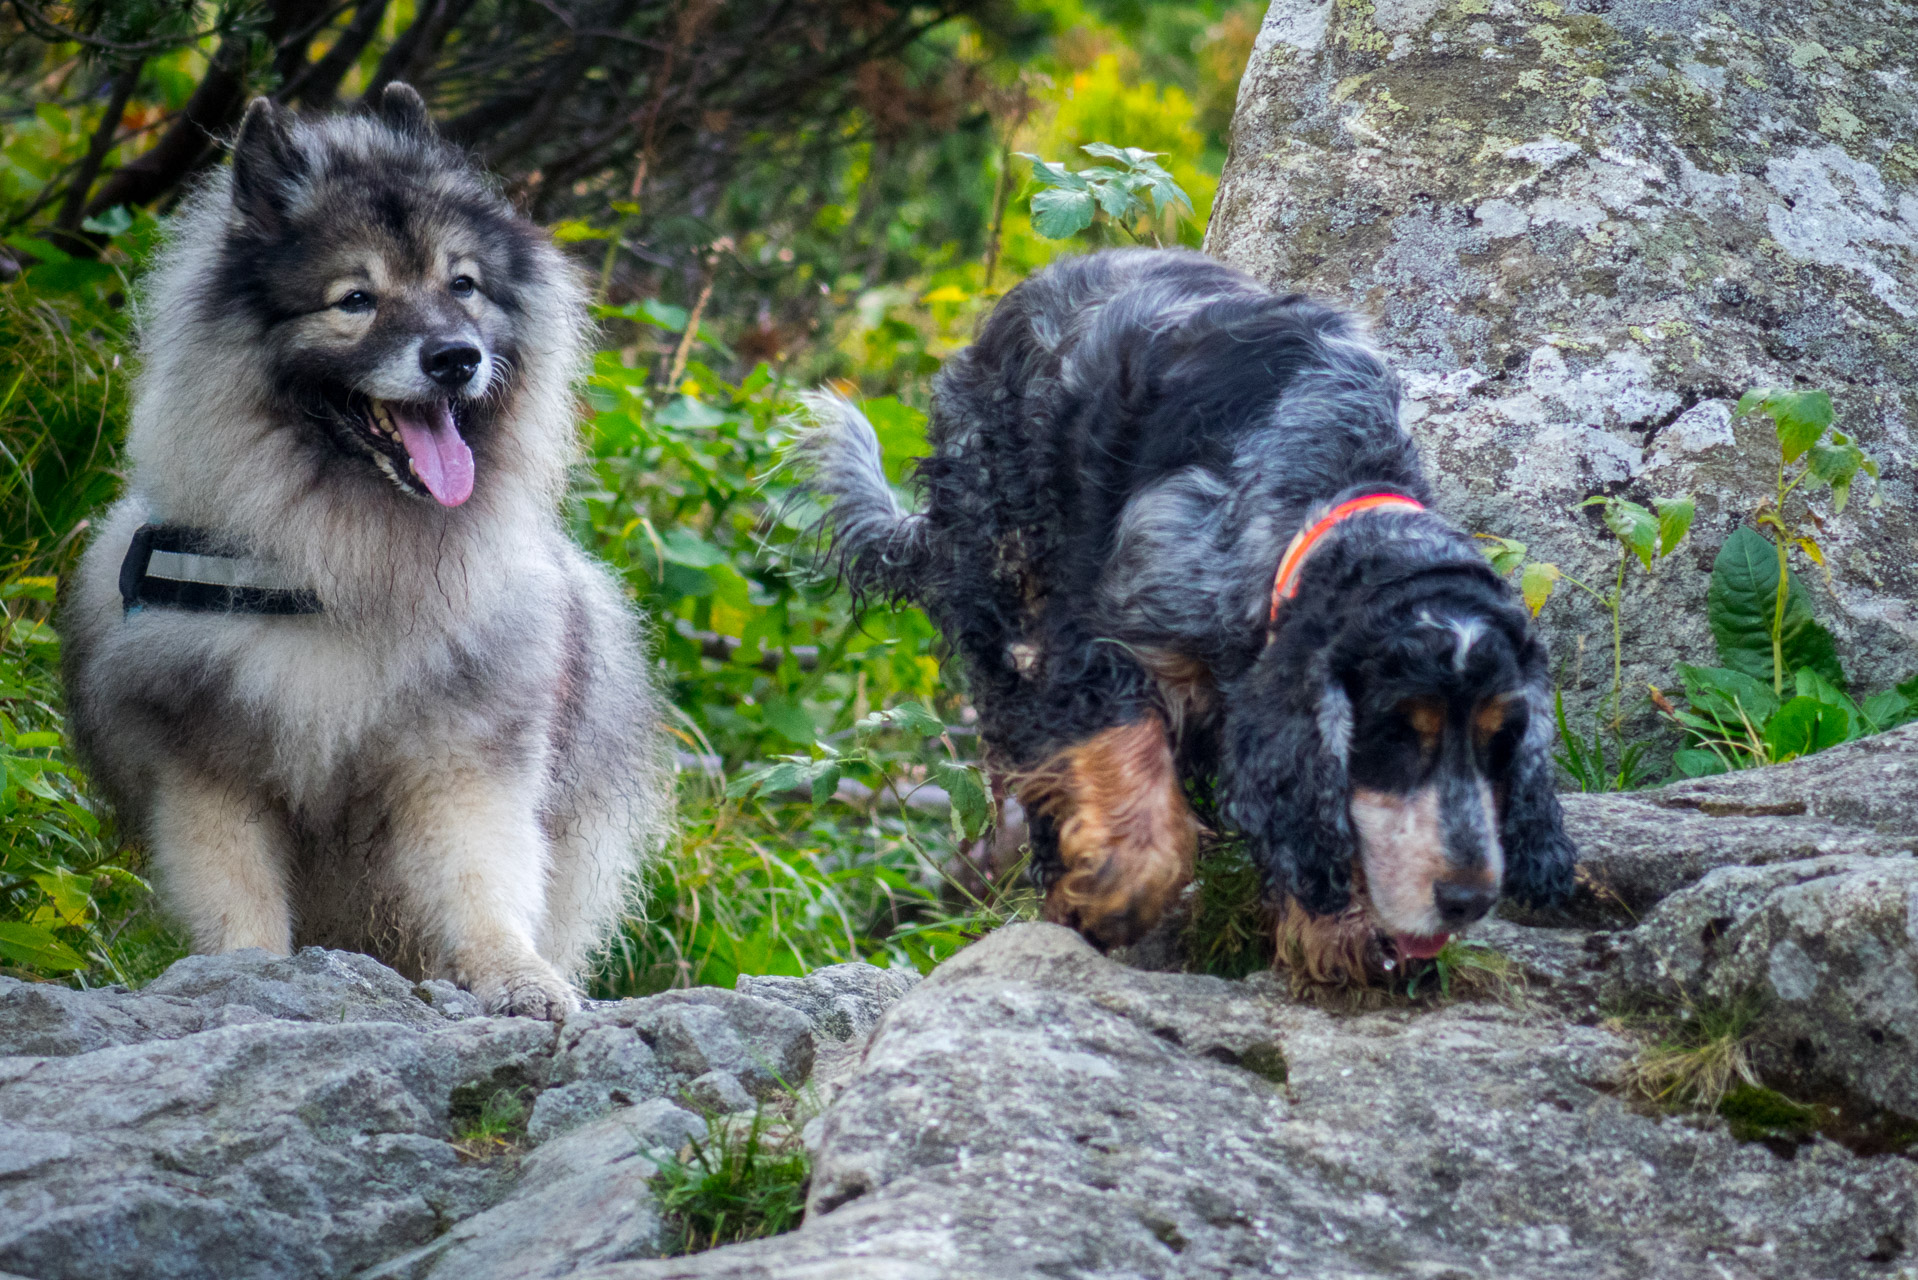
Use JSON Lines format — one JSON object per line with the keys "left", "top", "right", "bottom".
{"left": 60, "top": 85, "right": 670, "bottom": 1019}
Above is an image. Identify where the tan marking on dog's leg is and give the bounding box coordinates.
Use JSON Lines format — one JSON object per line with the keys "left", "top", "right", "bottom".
{"left": 1271, "top": 895, "right": 1378, "bottom": 990}
{"left": 388, "top": 760, "right": 579, "bottom": 1021}
{"left": 150, "top": 769, "right": 293, "bottom": 955}
{"left": 1020, "top": 714, "right": 1197, "bottom": 949}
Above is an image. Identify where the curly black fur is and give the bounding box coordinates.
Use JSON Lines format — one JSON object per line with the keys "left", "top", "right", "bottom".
{"left": 792, "top": 249, "right": 1575, "bottom": 933}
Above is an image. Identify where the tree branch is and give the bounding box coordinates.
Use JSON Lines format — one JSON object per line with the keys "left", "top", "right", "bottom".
{"left": 52, "top": 59, "right": 142, "bottom": 237}
{"left": 285, "top": 0, "right": 390, "bottom": 108}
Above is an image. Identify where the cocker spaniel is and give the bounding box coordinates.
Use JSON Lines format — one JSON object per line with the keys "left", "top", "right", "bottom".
{"left": 792, "top": 249, "right": 1575, "bottom": 983}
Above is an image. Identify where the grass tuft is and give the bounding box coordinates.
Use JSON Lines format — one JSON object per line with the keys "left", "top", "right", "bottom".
{"left": 651, "top": 1105, "right": 811, "bottom": 1254}
{"left": 1613, "top": 994, "right": 1764, "bottom": 1111}
{"left": 1402, "top": 938, "right": 1529, "bottom": 1006}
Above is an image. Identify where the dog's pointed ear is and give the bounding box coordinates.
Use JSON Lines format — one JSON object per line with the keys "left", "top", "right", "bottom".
{"left": 1498, "top": 681, "right": 1577, "bottom": 907}
{"left": 1222, "top": 647, "right": 1357, "bottom": 916}
{"left": 230, "top": 98, "right": 306, "bottom": 228}
{"left": 378, "top": 82, "right": 433, "bottom": 139}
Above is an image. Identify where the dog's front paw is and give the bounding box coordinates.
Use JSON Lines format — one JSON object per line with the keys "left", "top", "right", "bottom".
{"left": 466, "top": 959, "right": 580, "bottom": 1021}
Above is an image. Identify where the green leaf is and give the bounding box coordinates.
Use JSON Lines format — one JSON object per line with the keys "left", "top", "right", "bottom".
{"left": 653, "top": 395, "right": 732, "bottom": 428}
{"left": 1653, "top": 495, "right": 1694, "bottom": 557}
{"left": 1677, "top": 663, "right": 1782, "bottom": 728}
{"left": 1519, "top": 561, "right": 1560, "bottom": 616}
{"left": 1793, "top": 666, "right": 1860, "bottom": 724}
{"left": 1764, "top": 695, "right": 1853, "bottom": 763}
{"left": 1734, "top": 389, "right": 1833, "bottom": 463}
{"left": 658, "top": 529, "right": 728, "bottom": 568}
{"left": 1029, "top": 186, "right": 1096, "bottom": 239}
{"left": 1584, "top": 497, "right": 1658, "bottom": 569}
{"left": 1805, "top": 432, "right": 1867, "bottom": 512}
{"left": 1014, "top": 153, "right": 1088, "bottom": 192}
{"left": 933, "top": 759, "right": 991, "bottom": 841}
{"left": 80, "top": 205, "right": 133, "bottom": 236}
{"left": 1707, "top": 526, "right": 1845, "bottom": 689}
{"left": 856, "top": 702, "right": 946, "bottom": 737}
{"left": 1859, "top": 689, "right": 1910, "bottom": 734}
{"left": 809, "top": 764, "right": 842, "bottom": 806}
{"left": 761, "top": 698, "right": 818, "bottom": 747}
{"left": 1672, "top": 748, "right": 1731, "bottom": 778}
{"left": 0, "top": 922, "right": 87, "bottom": 972}
{"left": 1475, "top": 534, "right": 1527, "bottom": 577}
{"left": 1086, "top": 173, "right": 1141, "bottom": 222}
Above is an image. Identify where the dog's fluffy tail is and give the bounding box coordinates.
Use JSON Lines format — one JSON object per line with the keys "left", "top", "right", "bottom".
{"left": 783, "top": 390, "right": 930, "bottom": 603}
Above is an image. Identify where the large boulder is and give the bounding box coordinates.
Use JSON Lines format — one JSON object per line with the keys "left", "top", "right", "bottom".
{"left": 1206, "top": 0, "right": 1918, "bottom": 723}
{"left": 0, "top": 948, "right": 905, "bottom": 1280}
{"left": 588, "top": 923, "right": 1918, "bottom": 1280}
{"left": 1555, "top": 720, "right": 1918, "bottom": 920}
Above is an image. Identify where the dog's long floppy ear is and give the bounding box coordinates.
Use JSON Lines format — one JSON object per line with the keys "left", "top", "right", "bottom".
{"left": 378, "top": 82, "right": 433, "bottom": 138}
{"left": 1221, "top": 646, "right": 1358, "bottom": 916}
{"left": 230, "top": 98, "right": 306, "bottom": 228}
{"left": 1498, "top": 671, "right": 1577, "bottom": 907}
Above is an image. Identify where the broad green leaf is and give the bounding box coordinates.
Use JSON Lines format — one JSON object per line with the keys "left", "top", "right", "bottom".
{"left": 0, "top": 576, "right": 57, "bottom": 602}
{"left": 1764, "top": 695, "right": 1853, "bottom": 763}
{"left": 1087, "top": 173, "right": 1140, "bottom": 221}
{"left": 809, "top": 764, "right": 842, "bottom": 806}
{"left": 1805, "top": 431, "right": 1866, "bottom": 512}
{"left": 933, "top": 759, "right": 991, "bottom": 841}
{"left": 761, "top": 697, "right": 818, "bottom": 747}
{"left": 1475, "top": 533, "right": 1527, "bottom": 577}
{"left": 1520, "top": 561, "right": 1560, "bottom": 616}
{"left": 1653, "top": 496, "right": 1694, "bottom": 557}
{"left": 80, "top": 205, "right": 132, "bottom": 236}
{"left": 1014, "top": 153, "right": 1088, "bottom": 191}
{"left": 856, "top": 702, "right": 946, "bottom": 738}
{"left": 658, "top": 529, "right": 728, "bottom": 568}
{"left": 653, "top": 395, "right": 731, "bottom": 428}
{"left": 725, "top": 759, "right": 807, "bottom": 798}
{"left": 1030, "top": 186, "right": 1096, "bottom": 239}
{"left": 1793, "top": 667, "right": 1861, "bottom": 724}
{"left": 1586, "top": 497, "right": 1658, "bottom": 569}
{"left": 1672, "top": 748, "right": 1731, "bottom": 778}
{"left": 1861, "top": 689, "right": 1912, "bottom": 733}
{"left": 1677, "top": 663, "right": 1781, "bottom": 728}
{"left": 1081, "top": 142, "right": 1153, "bottom": 163}
{"left": 0, "top": 922, "right": 87, "bottom": 972}
{"left": 1735, "top": 389, "right": 1833, "bottom": 462}
{"left": 1706, "top": 527, "right": 1845, "bottom": 689}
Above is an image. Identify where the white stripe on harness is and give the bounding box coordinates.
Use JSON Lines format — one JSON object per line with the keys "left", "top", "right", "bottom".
{"left": 145, "top": 549, "right": 303, "bottom": 592}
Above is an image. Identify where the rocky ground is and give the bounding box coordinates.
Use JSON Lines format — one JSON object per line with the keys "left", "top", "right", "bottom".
{"left": 0, "top": 725, "right": 1912, "bottom": 1279}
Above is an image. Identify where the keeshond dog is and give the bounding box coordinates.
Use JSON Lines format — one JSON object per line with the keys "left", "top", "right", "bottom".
{"left": 60, "top": 85, "right": 670, "bottom": 1019}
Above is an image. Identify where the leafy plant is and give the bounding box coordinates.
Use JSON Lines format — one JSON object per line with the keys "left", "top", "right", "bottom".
{"left": 1479, "top": 490, "right": 1693, "bottom": 792}
{"left": 650, "top": 1105, "right": 811, "bottom": 1254}
{"left": 1728, "top": 389, "right": 1879, "bottom": 697}
{"left": 452, "top": 1087, "right": 531, "bottom": 1156}
{"left": 1015, "top": 143, "right": 1193, "bottom": 243}
{"left": 1652, "top": 391, "right": 1910, "bottom": 776}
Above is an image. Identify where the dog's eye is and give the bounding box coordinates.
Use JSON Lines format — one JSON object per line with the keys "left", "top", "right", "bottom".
{"left": 336, "top": 289, "right": 375, "bottom": 313}
{"left": 450, "top": 276, "right": 477, "bottom": 297}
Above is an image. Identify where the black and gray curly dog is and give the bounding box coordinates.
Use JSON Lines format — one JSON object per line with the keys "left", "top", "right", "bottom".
{"left": 793, "top": 249, "right": 1574, "bottom": 984}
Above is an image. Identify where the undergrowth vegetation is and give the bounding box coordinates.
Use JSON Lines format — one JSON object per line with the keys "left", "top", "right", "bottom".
{"left": 649, "top": 1106, "right": 814, "bottom": 1254}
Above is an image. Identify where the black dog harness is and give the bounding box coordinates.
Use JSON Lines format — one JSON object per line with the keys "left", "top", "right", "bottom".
{"left": 119, "top": 524, "right": 321, "bottom": 615}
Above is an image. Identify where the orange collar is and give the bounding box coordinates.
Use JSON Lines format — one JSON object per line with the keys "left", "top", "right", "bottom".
{"left": 1269, "top": 493, "right": 1425, "bottom": 622}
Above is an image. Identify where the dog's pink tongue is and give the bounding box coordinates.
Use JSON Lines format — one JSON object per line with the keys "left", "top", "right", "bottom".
{"left": 1395, "top": 932, "right": 1450, "bottom": 961}
{"left": 389, "top": 401, "right": 473, "bottom": 507}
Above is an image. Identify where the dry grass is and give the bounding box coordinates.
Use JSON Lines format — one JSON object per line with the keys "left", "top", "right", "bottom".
{"left": 1613, "top": 995, "right": 1763, "bottom": 1111}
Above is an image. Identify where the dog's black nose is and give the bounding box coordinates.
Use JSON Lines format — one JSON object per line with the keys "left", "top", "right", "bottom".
{"left": 1433, "top": 879, "right": 1497, "bottom": 927}
{"left": 421, "top": 338, "right": 482, "bottom": 388}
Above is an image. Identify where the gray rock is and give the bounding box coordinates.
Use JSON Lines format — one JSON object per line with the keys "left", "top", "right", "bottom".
{"left": 736, "top": 963, "right": 922, "bottom": 1042}
{"left": 0, "top": 947, "right": 903, "bottom": 1280}
{"left": 365, "top": 1098, "right": 706, "bottom": 1280}
{"left": 1207, "top": 0, "right": 1918, "bottom": 739}
{"left": 686, "top": 1070, "right": 755, "bottom": 1115}
{"left": 1552, "top": 723, "right": 1918, "bottom": 922}
{"left": 586, "top": 924, "right": 1918, "bottom": 1280}
{"left": 1609, "top": 854, "right": 1918, "bottom": 1116}
{"left": 0, "top": 946, "right": 464, "bottom": 1057}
